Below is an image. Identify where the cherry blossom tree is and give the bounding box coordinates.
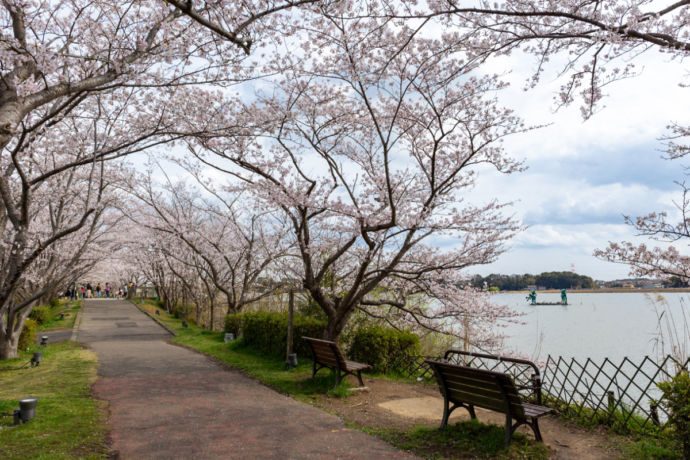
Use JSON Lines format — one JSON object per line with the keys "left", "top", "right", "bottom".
{"left": 127, "top": 165, "right": 290, "bottom": 324}
{"left": 182, "top": 10, "right": 527, "bottom": 345}
{"left": 1, "top": 0, "right": 323, "bottom": 358}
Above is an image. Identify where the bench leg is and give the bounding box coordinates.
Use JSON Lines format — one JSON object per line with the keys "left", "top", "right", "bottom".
{"left": 334, "top": 368, "right": 342, "bottom": 389}
{"left": 530, "top": 418, "right": 544, "bottom": 442}
{"left": 355, "top": 370, "right": 365, "bottom": 387}
{"left": 441, "top": 398, "right": 450, "bottom": 429}
{"left": 504, "top": 413, "right": 513, "bottom": 448}
{"left": 467, "top": 404, "right": 476, "bottom": 420}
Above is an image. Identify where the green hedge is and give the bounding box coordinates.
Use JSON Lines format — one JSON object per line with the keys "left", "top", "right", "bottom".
{"left": 173, "top": 304, "right": 195, "bottom": 323}
{"left": 224, "top": 312, "right": 422, "bottom": 374}
{"left": 347, "top": 325, "right": 421, "bottom": 373}
{"left": 224, "top": 313, "right": 242, "bottom": 336}
{"left": 29, "top": 305, "right": 51, "bottom": 325}
{"left": 225, "top": 311, "right": 326, "bottom": 357}
{"left": 18, "top": 319, "right": 37, "bottom": 351}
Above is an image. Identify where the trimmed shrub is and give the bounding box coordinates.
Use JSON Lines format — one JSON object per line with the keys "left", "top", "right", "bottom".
{"left": 29, "top": 305, "right": 51, "bottom": 325}
{"left": 347, "top": 325, "right": 421, "bottom": 373}
{"left": 49, "top": 297, "right": 61, "bottom": 309}
{"left": 18, "top": 319, "right": 37, "bottom": 351}
{"left": 658, "top": 371, "right": 690, "bottom": 459}
{"left": 226, "top": 311, "right": 326, "bottom": 357}
{"left": 224, "top": 313, "right": 242, "bottom": 336}
{"left": 173, "top": 303, "right": 194, "bottom": 321}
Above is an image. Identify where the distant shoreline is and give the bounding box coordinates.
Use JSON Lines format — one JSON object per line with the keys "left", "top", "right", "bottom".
{"left": 501, "top": 288, "right": 690, "bottom": 294}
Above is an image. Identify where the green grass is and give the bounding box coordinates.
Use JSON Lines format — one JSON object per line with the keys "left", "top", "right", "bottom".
{"left": 38, "top": 299, "right": 81, "bottom": 331}
{"left": 363, "top": 420, "right": 549, "bottom": 459}
{"left": 0, "top": 341, "right": 108, "bottom": 460}
{"left": 135, "top": 300, "right": 550, "bottom": 458}
{"left": 617, "top": 435, "right": 682, "bottom": 460}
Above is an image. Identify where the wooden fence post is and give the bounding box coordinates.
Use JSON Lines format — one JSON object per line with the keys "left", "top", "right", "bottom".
{"left": 649, "top": 403, "right": 660, "bottom": 426}
{"left": 607, "top": 391, "right": 616, "bottom": 414}
{"left": 285, "top": 289, "right": 297, "bottom": 369}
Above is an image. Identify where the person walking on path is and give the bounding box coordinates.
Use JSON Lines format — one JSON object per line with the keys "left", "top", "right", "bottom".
{"left": 96, "top": 284, "right": 102, "bottom": 298}
{"left": 105, "top": 283, "right": 111, "bottom": 298}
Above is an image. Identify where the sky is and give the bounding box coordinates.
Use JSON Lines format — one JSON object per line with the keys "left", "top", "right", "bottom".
{"left": 144, "top": 37, "right": 690, "bottom": 283}
{"left": 468, "top": 50, "right": 690, "bottom": 280}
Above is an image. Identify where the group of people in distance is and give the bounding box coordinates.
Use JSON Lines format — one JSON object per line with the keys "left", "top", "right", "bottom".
{"left": 66, "top": 282, "right": 129, "bottom": 300}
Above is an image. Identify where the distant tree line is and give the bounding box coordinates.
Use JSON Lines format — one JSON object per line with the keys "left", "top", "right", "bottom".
{"left": 471, "top": 272, "right": 596, "bottom": 291}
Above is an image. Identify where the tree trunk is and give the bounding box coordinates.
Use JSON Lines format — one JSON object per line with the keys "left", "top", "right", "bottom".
{"left": 323, "top": 306, "right": 355, "bottom": 341}
{"left": 210, "top": 301, "right": 215, "bottom": 331}
{"left": 0, "top": 325, "right": 20, "bottom": 360}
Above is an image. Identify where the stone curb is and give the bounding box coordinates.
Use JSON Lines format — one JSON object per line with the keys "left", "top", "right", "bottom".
{"left": 130, "top": 301, "right": 178, "bottom": 337}
{"left": 70, "top": 308, "right": 82, "bottom": 341}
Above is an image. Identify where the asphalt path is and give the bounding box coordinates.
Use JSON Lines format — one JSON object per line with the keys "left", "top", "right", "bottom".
{"left": 78, "top": 299, "right": 415, "bottom": 459}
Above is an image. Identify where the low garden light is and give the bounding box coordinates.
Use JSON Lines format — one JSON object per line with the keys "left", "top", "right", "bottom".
{"left": 40, "top": 336, "right": 48, "bottom": 346}
{"left": 286, "top": 353, "right": 298, "bottom": 369}
{"left": 182, "top": 320, "right": 188, "bottom": 328}
{"left": 13, "top": 398, "right": 38, "bottom": 425}
{"left": 30, "top": 351, "right": 42, "bottom": 367}
{"left": 224, "top": 333, "right": 235, "bottom": 342}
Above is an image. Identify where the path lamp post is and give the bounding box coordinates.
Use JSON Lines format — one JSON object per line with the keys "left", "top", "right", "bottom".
{"left": 40, "top": 336, "right": 48, "bottom": 346}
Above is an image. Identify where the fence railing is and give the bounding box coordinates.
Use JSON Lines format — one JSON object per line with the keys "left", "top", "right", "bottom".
{"left": 542, "top": 354, "right": 690, "bottom": 431}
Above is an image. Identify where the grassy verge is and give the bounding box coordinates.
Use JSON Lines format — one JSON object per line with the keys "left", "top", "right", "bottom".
{"left": 544, "top": 396, "right": 683, "bottom": 458}
{"left": 0, "top": 341, "right": 108, "bottom": 459}
{"left": 136, "top": 300, "right": 548, "bottom": 459}
{"left": 38, "top": 299, "right": 81, "bottom": 331}
{"left": 363, "top": 421, "right": 549, "bottom": 459}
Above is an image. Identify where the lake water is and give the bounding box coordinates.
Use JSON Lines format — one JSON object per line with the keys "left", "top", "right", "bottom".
{"left": 493, "top": 292, "right": 690, "bottom": 363}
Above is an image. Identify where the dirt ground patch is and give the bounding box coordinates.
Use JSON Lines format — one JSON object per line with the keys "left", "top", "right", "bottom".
{"left": 313, "top": 376, "right": 622, "bottom": 459}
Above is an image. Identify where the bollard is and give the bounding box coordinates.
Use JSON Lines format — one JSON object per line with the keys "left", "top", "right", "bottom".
{"left": 224, "top": 333, "right": 235, "bottom": 343}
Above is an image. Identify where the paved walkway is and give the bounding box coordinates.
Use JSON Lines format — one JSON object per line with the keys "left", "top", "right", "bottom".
{"left": 78, "top": 300, "right": 414, "bottom": 459}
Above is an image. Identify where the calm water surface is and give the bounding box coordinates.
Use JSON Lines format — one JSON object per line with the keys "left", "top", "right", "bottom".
{"left": 493, "top": 292, "right": 689, "bottom": 362}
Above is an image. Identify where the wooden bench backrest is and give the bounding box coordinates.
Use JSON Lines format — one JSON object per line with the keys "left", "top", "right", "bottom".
{"left": 426, "top": 360, "right": 526, "bottom": 420}
{"left": 303, "top": 337, "right": 347, "bottom": 368}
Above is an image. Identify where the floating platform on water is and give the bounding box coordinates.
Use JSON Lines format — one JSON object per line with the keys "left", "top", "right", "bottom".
{"left": 530, "top": 302, "right": 567, "bottom": 306}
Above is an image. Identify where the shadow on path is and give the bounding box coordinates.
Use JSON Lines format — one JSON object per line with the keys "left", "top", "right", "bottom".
{"left": 79, "top": 300, "right": 415, "bottom": 459}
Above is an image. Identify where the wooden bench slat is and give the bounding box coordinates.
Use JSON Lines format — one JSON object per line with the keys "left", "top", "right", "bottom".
{"left": 344, "top": 360, "right": 371, "bottom": 371}
{"left": 523, "top": 403, "right": 554, "bottom": 418}
{"left": 443, "top": 381, "right": 504, "bottom": 401}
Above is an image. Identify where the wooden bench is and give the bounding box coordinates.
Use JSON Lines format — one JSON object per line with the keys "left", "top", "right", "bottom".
{"left": 303, "top": 337, "right": 371, "bottom": 388}
{"left": 425, "top": 359, "right": 554, "bottom": 447}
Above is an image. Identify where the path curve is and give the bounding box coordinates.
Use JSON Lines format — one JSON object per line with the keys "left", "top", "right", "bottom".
{"left": 79, "top": 299, "right": 415, "bottom": 459}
